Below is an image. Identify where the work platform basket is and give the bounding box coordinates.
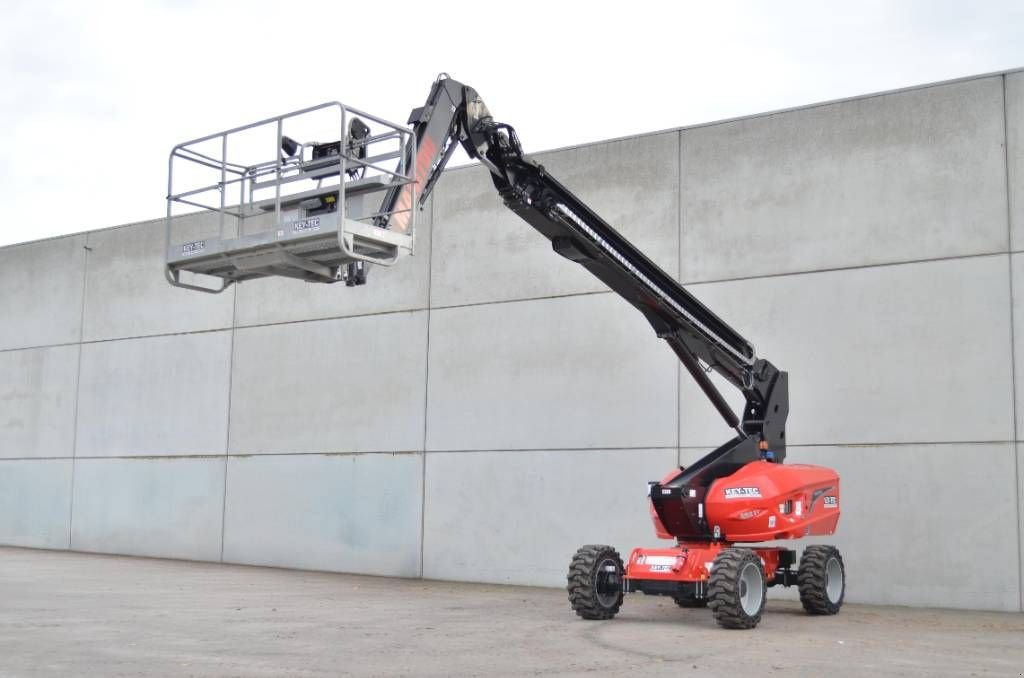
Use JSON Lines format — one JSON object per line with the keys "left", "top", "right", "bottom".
{"left": 165, "top": 102, "right": 418, "bottom": 292}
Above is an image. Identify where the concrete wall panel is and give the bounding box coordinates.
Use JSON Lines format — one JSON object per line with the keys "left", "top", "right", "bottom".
{"left": 426, "top": 294, "right": 678, "bottom": 451}
{"left": 0, "top": 235, "right": 86, "bottom": 351}
{"left": 423, "top": 448, "right": 677, "bottom": 586}
{"left": 222, "top": 453, "right": 421, "bottom": 577}
{"left": 229, "top": 312, "right": 427, "bottom": 454}
{"left": 431, "top": 132, "right": 679, "bottom": 307}
{"left": 1018, "top": 443, "right": 1024, "bottom": 613}
{"left": 0, "top": 459, "right": 72, "bottom": 549}
{"left": 0, "top": 345, "right": 78, "bottom": 459}
{"left": 679, "top": 256, "right": 1014, "bottom": 448}
{"left": 680, "top": 77, "right": 1008, "bottom": 282}
{"left": 1008, "top": 73, "right": 1023, "bottom": 251}
{"left": 776, "top": 443, "right": 1020, "bottom": 611}
{"left": 82, "top": 215, "right": 235, "bottom": 342}
{"left": 234, "top": 200, "right": 432, "bottom": 327}
{"left": 76, "top": 332, "right": 232, "bottom": 457}
{"left": 70, "top": 456, "right": 224, "bottom": 561}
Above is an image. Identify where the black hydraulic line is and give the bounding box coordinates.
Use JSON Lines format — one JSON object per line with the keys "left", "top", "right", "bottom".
{"left": 418, "top": 137, "right": 460, "bottom": 206}
{"left": 670, "top": 339, "right": 740, "bottom": 430}
{"left": 476, "top": 141, "right": 760, "bottom": 396}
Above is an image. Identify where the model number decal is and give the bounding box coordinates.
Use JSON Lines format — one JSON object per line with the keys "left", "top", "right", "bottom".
{"left": 292, "top": 217, "right": 321, "bottom": 233}
{"left": 823, "top": 496, "right": 838, "bottom": 507}
{"left": 637, "top": 555, "right": 677, "bottom": 567}
{"left": 181, "top": 240, "right": 205, "bottom": 256}
{"left": 724, "top": 487, "right": 761, "bottom": 499}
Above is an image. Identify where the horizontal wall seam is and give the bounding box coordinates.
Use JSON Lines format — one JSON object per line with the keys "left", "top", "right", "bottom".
{"left": 0, "top": 450, "right": 424, "bottom": 461}
{"left": 682, "top": 250, "right": 1012, "bottom": 287}
{"left": 422, "top": 446, "right": 679, "bottom": 455}
{"left": 1, "top": 251, "right": 1016, "bottom": 355}
{"left": 232, "top": 306, "right": 427, "bottom": 331}
{"left": 0, "top": 340, "right": 80, "bottom": 355}
{"left": 682, "top": 439, "right": 1017, "bottom": 450}
{"left": 429, "top": 290, "right": 608, "bottom": 312}
{"left": 0, "top": 456, "right": 228, "bottom": 462}
{"left": 0, "top": 328, "right": 232, "bottom": 355}
{"left": 3, "top": 439, "right": 1021, "bottom": 462}
{"left": 228, "top": 450, "right": 423, "bottom": 458}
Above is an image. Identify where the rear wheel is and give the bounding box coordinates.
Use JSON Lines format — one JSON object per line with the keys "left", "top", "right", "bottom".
{"left": 708, "top": 548, "right": 766, "bottom": 629}
{"left": 798, "top": 545, "right": 845, "bottom": 615}
{"left": 567, "top": 545, "right": 624, "bottom": 620}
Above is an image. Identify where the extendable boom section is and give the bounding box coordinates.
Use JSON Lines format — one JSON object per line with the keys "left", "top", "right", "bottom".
{"left": 477, "top": 120, "right": 789, "bottom": 455}
{"left": 388, "top": 77, "right": 790, "bottom": 541}
{"left": 395, "top": 76, "right": 788, "bottom": 452}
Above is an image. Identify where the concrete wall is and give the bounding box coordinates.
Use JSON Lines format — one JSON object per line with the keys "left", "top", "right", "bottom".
{"left": 2, "top": 69, "right": 1022, "bottom": 612}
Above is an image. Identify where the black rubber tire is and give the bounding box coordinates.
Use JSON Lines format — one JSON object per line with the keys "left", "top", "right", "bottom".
{"left": 567, "top": 545, "right": 624, "bottom": 620}
{"left": 672, "top": 593, "right": 707, "bottom": 608}
{"left": 798, "top": 545, "right": 845, "bottom": 615}
{"left": 707, "top": 548, "right": 766, "bottom": 629}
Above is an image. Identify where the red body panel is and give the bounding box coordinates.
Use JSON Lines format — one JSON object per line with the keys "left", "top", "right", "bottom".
{"left": 706, "top": 461, "right": 840, "bottom": 542}
{"left": 648, "top": 461, "right": 839, "bottom": 544}
{"left": 625, "top": 542, "right": 784, "bottom": 584}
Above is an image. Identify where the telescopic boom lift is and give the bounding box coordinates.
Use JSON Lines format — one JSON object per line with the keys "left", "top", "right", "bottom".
{"left": 165, "top": 74, "right": 845, "bottom": 629}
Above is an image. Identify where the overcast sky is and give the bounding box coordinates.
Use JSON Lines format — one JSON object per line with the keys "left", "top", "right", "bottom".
{"left": 1, "top": 0, "right": 1022, "bottom": 247}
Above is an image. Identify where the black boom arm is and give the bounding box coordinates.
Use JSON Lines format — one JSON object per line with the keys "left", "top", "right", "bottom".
{"left": 473, "top": 122, "right": 789, "bottom": 455}
{"left": 373, "top": 76, "right": 789, "bottom": 522}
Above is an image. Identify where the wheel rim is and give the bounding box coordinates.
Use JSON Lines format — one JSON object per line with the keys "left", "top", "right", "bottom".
{"left": 825, "top": 556, "right": 843, "bottom": 603}
{"left": 738, "top": 561, "right": 764, "bottom": 616}
{"left": 594, "top": 558, "right": 621, "bottom": 608}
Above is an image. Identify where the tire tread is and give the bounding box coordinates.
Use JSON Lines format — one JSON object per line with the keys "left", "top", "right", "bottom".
{"left": 797, "top": 545, "right": 844, "bottom": 615}
{"left": 707, "top": 547, "right": 765, "bottom": 630}
{"left": 567, "top": 544, "right": 623, "bottom": 620}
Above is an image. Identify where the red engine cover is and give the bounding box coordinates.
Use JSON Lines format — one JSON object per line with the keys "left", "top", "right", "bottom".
{"left": 704, "top": 461, "right": 840, "bottom": 542}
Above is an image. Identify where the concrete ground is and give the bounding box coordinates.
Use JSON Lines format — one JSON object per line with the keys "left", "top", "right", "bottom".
{"left": 1, "top": 547, "right": 1021, "bottom": 677}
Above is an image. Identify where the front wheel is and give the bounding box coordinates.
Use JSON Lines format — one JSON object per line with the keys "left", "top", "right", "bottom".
{"left": 798, "top": 545, "right": 845, "bottom": 615}
{"left": 708, "top": 548, "right": 766, "bottom": 629}
{"left": 567, "top": 545, "right": 624, "bottom": 620}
